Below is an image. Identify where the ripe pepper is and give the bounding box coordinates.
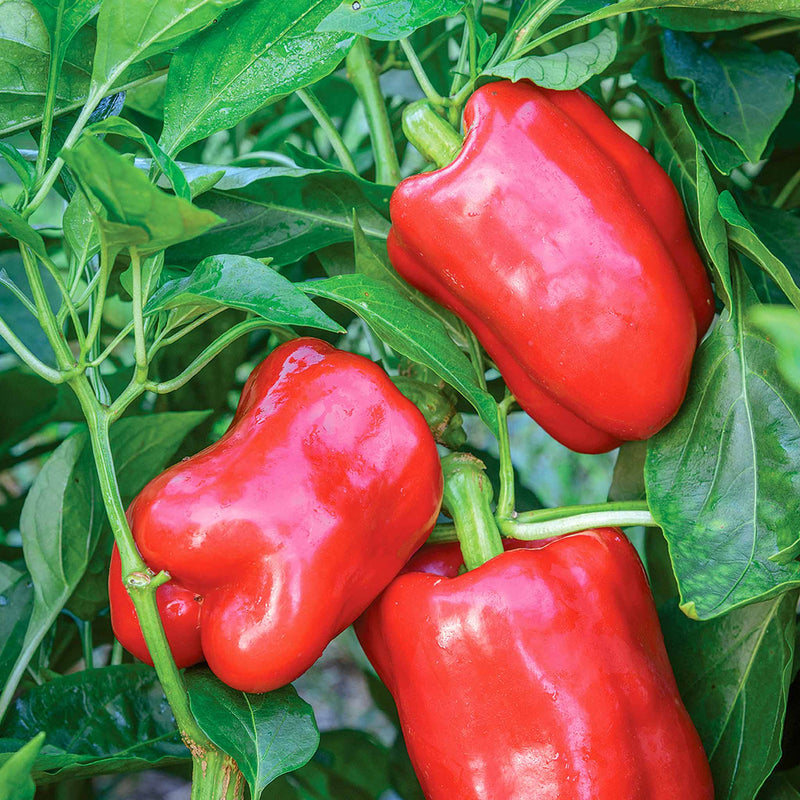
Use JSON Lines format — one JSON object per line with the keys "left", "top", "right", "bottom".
{"left": 356, "top": 529, "right": 715, "bottom": 799}
{"left": 109, "top": 337, "right": 443, "bottom": 693}
{"left": 388, "top": 80, "right": 715, "bottom": 453}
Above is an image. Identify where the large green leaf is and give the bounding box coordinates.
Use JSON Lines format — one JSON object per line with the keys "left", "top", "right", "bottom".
{"left": 186, "top": 670, "right": 320, "bottom": 799}
{"left": 62, "top": 135, "right": 222, "bottom": 255}
{"left": 159, "top": 0, "right": 352, "bottom": 155}
{"left": 302, "top": 274, "right": 499, "bottom": 435}
{"left": 0, "top": 0, "right": 168, "bottom": 137}
{"left": 662, "top": 592, "right": 797, "bottom": 800}
{"left": 166, "top": 166, "right": 391, "bottom": 268}
{"left": 662, "top": 31, "right": 798, "bottom": 163}
{"left": 645, "top": 269, "right": 800, "bottom": 619}
{"left": 0, "top": 665, "right": 187, "bottom": 782}
{"left": 90, "top": 0, "right": 243, "bottom": 94}
{"left": 485, "top": 28, "right": 618, "bottom": 90}
{"left": 146, "top": 254, "right": 342, "bottom": 332}
{"left": 651, "top": 102, "right": 731, "bottom": 307}
{"left": 317, "top": 0, "right": 466, "bottom": 40}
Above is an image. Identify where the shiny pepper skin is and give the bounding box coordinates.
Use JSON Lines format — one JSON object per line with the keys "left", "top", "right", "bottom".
{"left": 356, "top": 529, "right": 715, "bottom": 800}
{"left": 109, "top": 337, "right": 443, "bottom": 693}
{"left": 388, "top": 80, "right": 715, "bottom": 453}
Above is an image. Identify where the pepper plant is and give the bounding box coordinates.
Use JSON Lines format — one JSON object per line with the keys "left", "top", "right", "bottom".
{"left": 0, "top": 0, "right": 799, "bottom": 798}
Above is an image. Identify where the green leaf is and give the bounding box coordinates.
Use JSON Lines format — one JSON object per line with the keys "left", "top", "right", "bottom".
{"left": 661, "top": 593, "right": 797, "bottom": 800}
{"left": 62, "top": 186, "right": 99, "bottom": 270}
{"left": 662, "top": 31, "right": 799, "bottom": 163}
{"left": 145, "top": 254, "right": 342, "bottom": 332}
{"left": 742, "top": 203, "right": 800, "bottom": 304}
{"left": 0, "top": 144, "right": 35, "bottom": 192}
{"left": 759, "top": 773, "right": 800, "bottom": 800}
{"left": 0, "top": 206, "right": 47, "bottom": 259}
{"left": 0, "top": 568, "right": 34, "bottom": 689}
{"left": 166, "top": 166, "right": 391, "bottom": 269}
{"left": 62, "top": 135, "right": 222, "bottom": 255}
{"left": 0, "top": 252, "right": 60, "bottom": 366}
{"left": 645, "top": 269, "right": 800, "bottom": 619}
{"left": 186, "top": 669, "right": 320, "bottom": 799}
{"left": 650, "top": 7, "right": 778, "bottom": 31}
{"left": 651, "top": 102, "right": 732, "bottom": 307}
{"left": 159, "top": 0, "right": 353, "bottom": 156}
{"left": 632, "top": 54, "right": 747, "bottom": 175}
{"left": 719, "top": 191, "right": 800, "bottom": 313}
{"left": 0, "top": 412, "right": 209, "bottom": 716}
{"left": 0, "top": 0, "right": 169, "bottom": 137}
{"left": 0, "top": 665, "right": 187, "bottom": 782}
{"left": 87, "top": 117, "right": 191, "bottom": 201}
{"left": 301, "top": 275, "right": 500, "bottom": 435}
{"left": 90, "top": 0, "right": 244, "bottom": 94}
{"left": 485, "top": 28, "right": 618, "bottom": 90}
{"left": 749, "top": 305, "right": 800, "bottom": 394}
{"left": 317, "top": 0, "right": 466, "bottom": 40}
{"left": 0, "top": 734, "right": 44, "bottom": 800}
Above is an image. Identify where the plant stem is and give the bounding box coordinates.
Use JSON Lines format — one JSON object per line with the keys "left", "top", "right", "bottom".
{"left": 296, "top": 88, "right": 358, "bottom": 175}
{"left": 441, "top": 453, "right": 504, "bottom": 570}
{"left": 399, "top": 38, "right": 446, "bottom": 106}
{"left": 68, "top": 375, "right": 211, "bottom": 748}
{"left": 745, "top": 21, "right": 800, "bottom": 42}
{"left": 401, "top": 101, "right": 463, "bottom": 169}
{"left": 191, "top": 749, "right": 245, "bottom": 800}
{"left": 146, "top": 318, "right": 278, "bottom": 395}
{"left": 494, "top": 395, "right": 515, "bottom": 520}
{"left": 130, "top": 247, "right": 148, "bottom": 381}
{"left": 346, "top": 37, "right": 402, "bottom": 186}
{"left": 501, "top": 501, "right": 656, "bottom": 540}
{"left": 774, "top": 166, "right": 800, "bottom": 209}
{"left": 35, "top": 34, "right": 64, "bottom": 182}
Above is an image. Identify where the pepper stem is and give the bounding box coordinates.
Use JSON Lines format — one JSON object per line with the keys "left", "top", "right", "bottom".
{"left": 402, "top": 101, "right": 464, "bottom": 170}
{"left": 441, "top": 453, "right": 504, "bottom": 570}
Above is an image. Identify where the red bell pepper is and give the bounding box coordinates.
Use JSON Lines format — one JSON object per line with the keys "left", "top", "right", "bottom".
{"left": 109, "top": 337, "right": 443, "bottom": 693}
{"left": 356, "top": 529, "right": 715, "bottom": 799}
{"left": 388, "top": 80, "right": 715, "bottom": 453}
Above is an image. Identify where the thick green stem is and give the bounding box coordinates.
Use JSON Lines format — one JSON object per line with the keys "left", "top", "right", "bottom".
{"left": 68, "top": 376, "right": 210, "bottom": 748}
{"left": 35, "top": 30, "right": 65, "bottom": 181}
{"left": 402, "top": 101, "right": 463, "bottom": 169}
{"left": 130, "top": 247, "right": 148, "bottom": 382}
{"left": 190, "top": 749, "right": 245, "bottom": 800}
{"left": 346, "top": 37, "right": 402, "bottom": 186}
{"left": 296, "top": 88, "right": 358, "bottom": 175}
{"left": 441, "top": 453, "right": 504, "bottom": 570}
{"left": 399, "top": 38, "right": 446, "bottom": 105}
{"left": 501, "top": 501, "right": 656, "bottom": 540}
{"left": 494, "top": 395, "right": 516, "bottom": 520}
{"left": 0, "top": 314, "right": 63, "bottom": 382}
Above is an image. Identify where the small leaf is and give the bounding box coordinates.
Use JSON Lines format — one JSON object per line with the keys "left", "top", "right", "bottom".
{"left": 160, "top": 0, "right": 353, "bottom": 156}
{"left": 485, "top": 28, "right": 618, "bottom": 90}
{"left": 301, "top": 274, "right": 500, "bottom": 435}
{"left": 186, "top": 670, "right": 320, "bottom": 798}
{"left": 645, "top": 268, "right": 800, "bottom": 619}
{"left": 719, "top": 191, "right": 800, "bottom": 313}
{"left": 62, "top": 135, "right": 222, "bottom": 255}
{"left": 0, "top": 205, "right": 47, "bottom": 259}
{"left": 145, "top": 254, "right": 343, "bottom": 332}
{"left": 87, "top": 117, "right": 191, "bottom": 201}
{"left": 663, "top": 31, "right": 799, "bottom": 163}
{"left": 0, "top": 143, "right": 35, "bottom": 191}
{"left": 0, "top": 569, "right": 34, "bottom": 688}
{"left": 0, "top": 733, "right": 45, "bottom": 800}
{"left": 662, "top": 592, "right": 797, "bottom": 800}
{"left": 317, "top": 0, "right": 466, "bottom": 40}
